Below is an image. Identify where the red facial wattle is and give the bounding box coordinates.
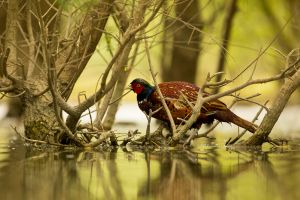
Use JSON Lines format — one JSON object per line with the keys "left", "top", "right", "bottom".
{"left": 131, "top": 83, "right": 144, "bottom": 94}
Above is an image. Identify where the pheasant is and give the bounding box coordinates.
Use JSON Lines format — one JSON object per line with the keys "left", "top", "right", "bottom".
{"left": 130, "top": 78, "right": 257, "bottom": 133}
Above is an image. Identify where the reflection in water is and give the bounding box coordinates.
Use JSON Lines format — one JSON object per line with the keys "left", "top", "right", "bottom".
{"left": 1, "top": 134, "right": 300, "bottom": 200}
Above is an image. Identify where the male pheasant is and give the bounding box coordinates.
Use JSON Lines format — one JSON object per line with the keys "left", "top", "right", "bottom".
{"left": 130, "top": 78, "right": 257, "bottom": 133}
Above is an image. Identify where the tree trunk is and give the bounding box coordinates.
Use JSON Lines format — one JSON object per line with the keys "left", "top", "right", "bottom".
{"left": 22, "top": 0, "right": 114, "bottom": 141}
{"left": 245, "top": 67, "right": 300, "bottom": 146}
{"left": 102, "top": 69, "right": 130, "bottom": 129}
{"left": 57, "top": 0, "right": 114, "bottom": 99}
{"left": 23, "top": 81, "right": 62, "bottom": 142}
{"left": 1, "top": 0, "right": 59, "bottom": 119}
{"left": 161, "top": 0, "right": 202, "bottom": 83}
{"left": 0, "top": 1, "right": 7, "bottom": 47}
{"left": 0, "top": 0, "right": 161, "bottom": 146}
{"left": 5, "top": 0, "right": 18, "bottom": 66}
{"left": 23, "top": 99, "right": 60, "bottom": 142}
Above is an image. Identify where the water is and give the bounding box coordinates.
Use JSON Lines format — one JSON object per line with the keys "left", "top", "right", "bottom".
{"left": 1, "top": 128, "right": 300, "bottom": 200}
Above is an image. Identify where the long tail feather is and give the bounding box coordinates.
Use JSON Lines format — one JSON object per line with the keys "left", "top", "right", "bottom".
{"left": 214, "top": 110, "right": 258, "bottom": 133}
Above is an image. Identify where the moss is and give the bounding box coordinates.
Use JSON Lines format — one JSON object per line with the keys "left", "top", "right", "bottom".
{"left": 24, "top": 120, "right": 58, "bottom": 142}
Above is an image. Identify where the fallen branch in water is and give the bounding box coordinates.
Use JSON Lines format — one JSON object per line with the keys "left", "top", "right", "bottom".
{"left": 11, "top": 126, "right": 69, "bottom": 147}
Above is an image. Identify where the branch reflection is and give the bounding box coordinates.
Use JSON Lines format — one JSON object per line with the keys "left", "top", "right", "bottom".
{"left": 0, "top": 140, "right": 300, "bottom": 200}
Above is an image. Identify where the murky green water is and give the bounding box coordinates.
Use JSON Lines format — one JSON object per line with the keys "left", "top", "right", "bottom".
{"left": 1, "top": 129, "right": 300, "bottom": 200}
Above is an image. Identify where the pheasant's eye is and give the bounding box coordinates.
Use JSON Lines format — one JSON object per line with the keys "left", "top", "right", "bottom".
{"left": 136, "top": 84, "right": 141, "bottom": 88}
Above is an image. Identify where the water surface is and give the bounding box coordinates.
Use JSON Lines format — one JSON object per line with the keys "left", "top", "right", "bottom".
{"left": 1, "top": 128, "right": 300, "bottom": 200}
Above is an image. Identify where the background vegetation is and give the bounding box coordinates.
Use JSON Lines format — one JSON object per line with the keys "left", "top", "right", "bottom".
{"left": 0, "top": 0, "right": 299, "bottom": 147}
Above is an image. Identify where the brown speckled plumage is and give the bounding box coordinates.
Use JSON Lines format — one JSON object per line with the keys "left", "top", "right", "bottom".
{"left": 131, "top": 79, "right": 257, "bottom": 133}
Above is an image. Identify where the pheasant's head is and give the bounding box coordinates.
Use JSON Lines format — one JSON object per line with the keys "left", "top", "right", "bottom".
{"left": 130, "top": 78, "right": 155, "bottom": 101}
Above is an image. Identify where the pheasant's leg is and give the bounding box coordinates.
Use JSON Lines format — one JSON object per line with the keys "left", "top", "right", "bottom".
{"left": 151, "top": 122, "right": 166, "bottom": 136}
{"left": 183, "top": 128, "right": 200, "bottom": 147}
{"left": 143, "top": 122, "right": 167, "bottom": 145}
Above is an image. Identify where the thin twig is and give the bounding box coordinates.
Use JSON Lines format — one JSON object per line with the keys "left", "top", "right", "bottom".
{"left": 214, "top": 0, "right": 238, "bottom": 93}
{"left": 0, "top": 85, "right": 15, "bottom": 92}
{"left": 66, "top": 0, "right": 160, "bottom": 127}
{"left": 179, "top": 91, "right": 195, "bottom": 109}
{"left": 173, "top": 89, "right": 204, "bottom": 141}
{"left": 143, "top": 107, "right": 163, "bottom": 141}
{"left": 193, "top": 94, "right": 263, "bottom": 139}
{"left": 229, "top": 94, "right": 269, "bottom": 111}
{"left": 144, "top": 36, "right": 177, "bottom": 135}
{"left": 108, "top": 89, "right": 131, "bottom": 105}
{"left": 11, "top": 125, "right": 70, "bottom": 147}
{"left": 37, "top": 1, "right": 84, "bottom": 146}
{"left": 78, "top": 92, "right": 94, "bottom": 130}
{"left": 231, "top": 16, "right": 293, "bottom": 82}
{"left": 84, "top": 131, "right": 115, "bottom": 147}
{"left": 0, "top": 90, "right": 25, "bottom": 98}
{"left": 226, "top": 100, "right": 268, "bottom": 145}
{"left": 2, "top": 48, "right": 19, "bottom": 83}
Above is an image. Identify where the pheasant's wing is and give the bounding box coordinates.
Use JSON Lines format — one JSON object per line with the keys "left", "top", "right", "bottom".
{"left": 159, "top": 82, "right": 228, "bottom": 111}
{"left": 158, "top": 81, "right": 198, "bottom": 101}
{"left": 157, "top": 81, "right": 229, "bottom": 117}
{"left": 148, "top": 90, "right": 193, "bottom": 124}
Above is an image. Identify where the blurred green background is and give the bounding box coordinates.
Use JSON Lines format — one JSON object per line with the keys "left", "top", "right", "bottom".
{"left": 71, "top": 0, "right": 300, "bottom": 105}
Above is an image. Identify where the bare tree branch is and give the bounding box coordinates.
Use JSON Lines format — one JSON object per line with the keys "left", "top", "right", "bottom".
{"left": 172, "top": 56, "right": 300, "bottom": 142}
{"left": 65, "top": 0, "right": 163, "bottom": 132}
{"left": 213, "top": 0, "right": 238, "bottom": 93}
{"left": 245, "top": 51, "right": 300, "bottom": 146}
{"left": 5, "top": 0, "right": 18, "bottom": 68}
{"left": 226, "top": 100, "right": 268, "bottom": 145}
{"left": 144, "top": 36, "right": 177, "bottom": 135}
{"left": 57, "top": 0, "right": 115, "bottom": 99}
{"left": 25, "top": 0, "right": 36, "bottom": 78}
{"left": 172, "top": 89, "right": 204, "bottom": 141}
{"left": 36, "top": 1, "right": 84, "bottom": 146}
